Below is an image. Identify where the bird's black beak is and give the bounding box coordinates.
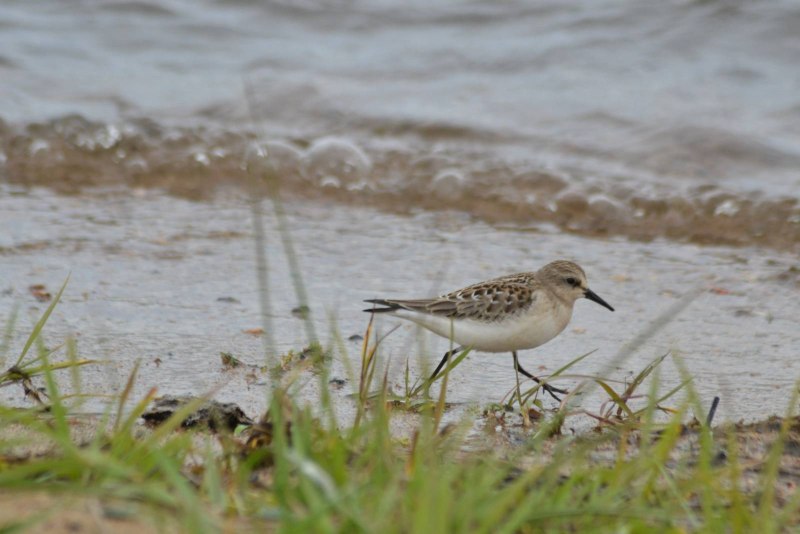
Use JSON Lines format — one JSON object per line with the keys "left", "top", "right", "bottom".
{"left": 584, "top": 289, "right": 614, "bottom": 311}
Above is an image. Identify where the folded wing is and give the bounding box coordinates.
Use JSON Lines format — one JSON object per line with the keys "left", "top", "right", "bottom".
{"left": 364, "top": 281, "right": 535, "bottom": 322}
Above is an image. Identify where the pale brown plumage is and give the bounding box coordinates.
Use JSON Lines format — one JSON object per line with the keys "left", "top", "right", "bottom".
{"left": 363, "top": 260, "right": 612, "bottom": 401}
{"left": 366, "top": 261, "right": 588, "bottom": 323}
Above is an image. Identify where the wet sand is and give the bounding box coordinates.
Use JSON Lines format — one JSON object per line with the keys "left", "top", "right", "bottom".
{"left": 1, "top": 185, "right": 798, "bottom": 427}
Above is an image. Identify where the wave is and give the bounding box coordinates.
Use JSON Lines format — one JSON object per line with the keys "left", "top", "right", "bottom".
{"left": 1, "top": 115, "right": 798, "bottom": 249}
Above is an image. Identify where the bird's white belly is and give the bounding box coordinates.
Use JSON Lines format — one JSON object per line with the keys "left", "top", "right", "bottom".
{"left": 393, "top": 308, "right": 571, "bottom": 353}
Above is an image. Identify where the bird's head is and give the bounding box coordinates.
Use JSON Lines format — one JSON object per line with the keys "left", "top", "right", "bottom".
{"left": 538, "top": 260, "right": 614, "bottom": 311}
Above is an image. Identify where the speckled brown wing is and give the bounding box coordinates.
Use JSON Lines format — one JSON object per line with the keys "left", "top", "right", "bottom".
{"left": 383, "top": 273, "right": 538, "bottom": 322}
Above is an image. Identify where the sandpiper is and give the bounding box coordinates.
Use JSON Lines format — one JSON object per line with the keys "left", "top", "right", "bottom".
{"left": 364, "top": 260, "right": 614, "bottom": 400}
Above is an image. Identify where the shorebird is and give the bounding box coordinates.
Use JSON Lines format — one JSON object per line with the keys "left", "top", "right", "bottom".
{"left": 364, "top": 260, "right": 614, "bottom": 400}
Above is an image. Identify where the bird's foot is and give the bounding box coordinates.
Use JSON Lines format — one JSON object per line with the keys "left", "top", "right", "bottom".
{"left": 541, "top": 381, "right": 568, "bottom": 402}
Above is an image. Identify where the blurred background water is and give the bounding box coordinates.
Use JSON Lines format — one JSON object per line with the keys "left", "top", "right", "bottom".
{"left": 1, "top": 0, "right": 799, "bottom": 247}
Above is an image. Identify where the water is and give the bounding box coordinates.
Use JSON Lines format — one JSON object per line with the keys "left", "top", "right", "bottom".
{"left": 1, "top": 0, "right": 799, "bottom": 248}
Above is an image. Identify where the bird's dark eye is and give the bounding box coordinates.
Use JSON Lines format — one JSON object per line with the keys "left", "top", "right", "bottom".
{"left": 565, "top": 277, "right": 578, "bottom": 287}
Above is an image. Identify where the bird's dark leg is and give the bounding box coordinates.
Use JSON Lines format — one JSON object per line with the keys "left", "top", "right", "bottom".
{"left": 512, "top": 351, "right": 568, "bottom": 401}
{"left": 429, "top": 346, "right": 465, "bottom": 382}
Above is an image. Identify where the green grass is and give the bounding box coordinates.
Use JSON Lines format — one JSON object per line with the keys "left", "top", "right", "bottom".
{"left": 1, "top": 291, "right": 799, "bottom": 533}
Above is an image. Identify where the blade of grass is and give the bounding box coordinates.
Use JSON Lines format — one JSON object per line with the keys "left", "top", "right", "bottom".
{"left": 595, "top": 379, "right": 635, "bottom": 419}
{"left": 114, "top": 361, "right": 140, "bottom": 434}
{"left": 757, "top": 380, "right": 800, "bottom": 528}
{"left": 0, "top": 303, "right": 19, "bottom": 367}
{"left": 14, "top": 275, "right": 69, "bottom": 367}
{"left": 618, "top": 353, "right": 669, "bottom": 418}
{"left": 242, "top": 79, "right": 317, "bottom": 347}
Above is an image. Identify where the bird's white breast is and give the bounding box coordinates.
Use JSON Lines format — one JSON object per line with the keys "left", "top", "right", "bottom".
{"left": 391, "top": 300, "right": 573, "bottom": 353}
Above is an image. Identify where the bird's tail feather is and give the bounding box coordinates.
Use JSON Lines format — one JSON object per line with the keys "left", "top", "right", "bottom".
{"left": 363, "top": 299, "right": 401, "bottom": 313}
